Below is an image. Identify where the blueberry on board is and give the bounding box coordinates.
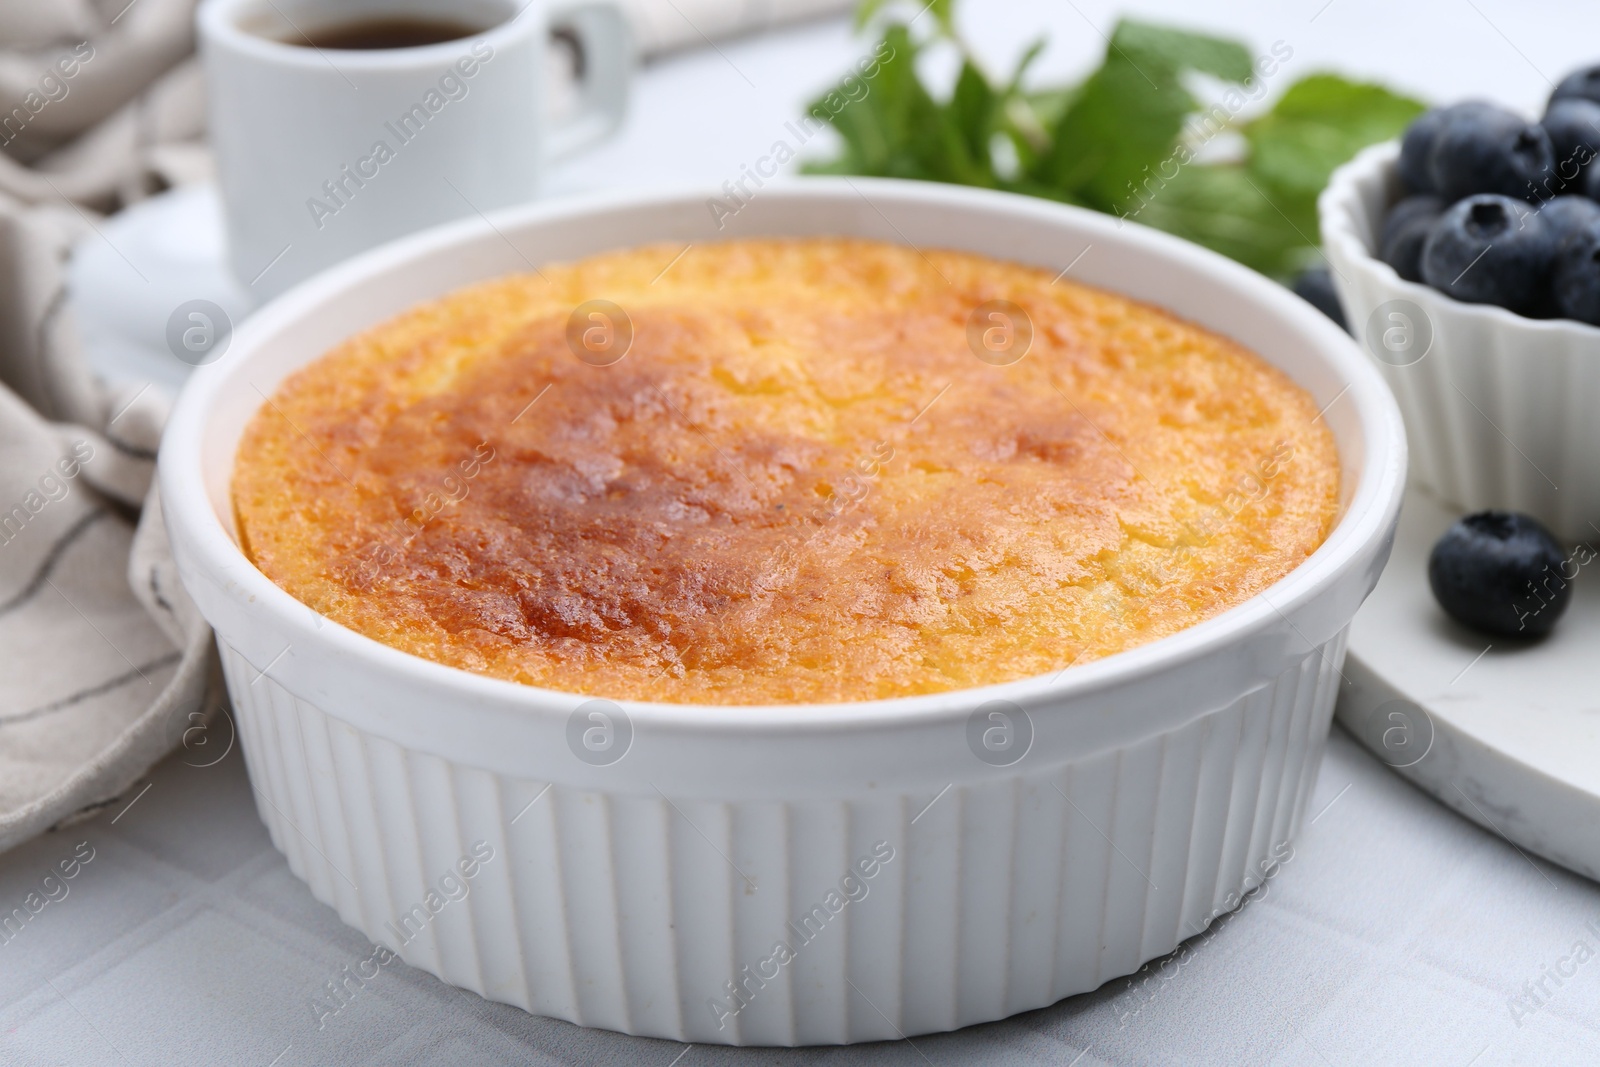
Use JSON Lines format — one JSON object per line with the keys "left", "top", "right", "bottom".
{"left": 1429, "top": 103, "right": 1554, "bottom": 202}
{"left": 1421, "top": 195, "right": 1552, "bottom": 314}
{"left": 1552, "top": 218, "right": 1600, "bottom": 324}
{"left": 1398, "top": 108, "right": 1453, "bottom": 194}
{"left": 1290, "top": 266, "right": 1346, "bottom": 331}
{"left": 1428, "top": 511, "right": 1572, "bottom": 638}
{"left": 1541, "top": 98, "right": 1600, "bottom": 187}
{"left": 1549, "top": 63, "right": 1600, "bottom": 108}
{"left": 1379, "top": 194, "right": 1444, "bottom": 282}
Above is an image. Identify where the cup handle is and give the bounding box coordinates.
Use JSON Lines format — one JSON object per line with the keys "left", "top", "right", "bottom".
{"left": 544, "top": 0, "right": 633, "bottom": 162}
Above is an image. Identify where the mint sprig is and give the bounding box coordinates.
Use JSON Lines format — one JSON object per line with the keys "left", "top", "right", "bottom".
{"left": 801, "top": 3, "right": 1425, "bottom": 280}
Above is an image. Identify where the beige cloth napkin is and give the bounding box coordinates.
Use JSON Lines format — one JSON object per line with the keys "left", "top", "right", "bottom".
{"left": 0, "top": 0, "right": 220, "bottom": 855}
{"left": 0, "top": 0, "right": 851, "bottom": 856}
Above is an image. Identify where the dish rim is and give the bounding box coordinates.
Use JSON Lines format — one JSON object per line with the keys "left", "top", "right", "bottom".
{"left": 159, "top": 176, "right": 1407, "bottom": 732}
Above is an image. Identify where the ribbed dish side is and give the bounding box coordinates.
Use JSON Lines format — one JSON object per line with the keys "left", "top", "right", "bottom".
{"left": 218, "top": 630, "right": 1345, "bottom": 1046}
{"left": 1323, "top": 144, "right": 1600, "bottom": 542}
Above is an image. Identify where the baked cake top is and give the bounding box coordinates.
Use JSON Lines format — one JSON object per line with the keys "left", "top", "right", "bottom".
{"left": 233, "top": 238, "right": 1340, "bottom": 705}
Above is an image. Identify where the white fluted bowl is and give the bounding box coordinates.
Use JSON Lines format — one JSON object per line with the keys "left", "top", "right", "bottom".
{"left": 1322, "top": 140, "right": 1600, "bottom": 541}
{"left": 159, "top": 179, "right": 1405, "bottom": 1045}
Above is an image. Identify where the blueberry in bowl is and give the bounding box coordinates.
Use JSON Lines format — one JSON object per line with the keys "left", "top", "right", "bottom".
{"left": 1552, "top": 215, "right": 1600, "bottom": 325}
{"left": 1427, "top": 102, "right": 1553, "bottom": 202}
{"left": 1537, "top": 193, "right": 1600, "bottom": 239}
{"left": 1540, "top": 97, "right": 1600, "bottom": 183}
{"left": 1290, "top": 265, "right": 1347, "bottom": 329}
{"left": 1428, "top": 511, "right": 1573, "bottom": 638}
{"left": 1379, "top": 194, "right": 1444, "bottom": 281}
{"left": 1319, "top": 61, "right": 1600, "bottom": 545}
{"left": 1420, "top": 195, "right": 1551, "bottom": 314}
{"left": 1374, "top": 75, "right": 1600, "bottom": 323}
{"left": 1398, "top": 106, "right": 1453, "bottom": 193}
{"left": 1539, "top": 196, "right": 1600, "bottom": 319}
{"left": 1549, "top": 63, "right": 1600, "bottom": 107}
{"left": 1375, "top": 87, "right": 1600, "bottom": 318}
{"left": 1396, "top": 102, "right": 1519, "bottom": 196}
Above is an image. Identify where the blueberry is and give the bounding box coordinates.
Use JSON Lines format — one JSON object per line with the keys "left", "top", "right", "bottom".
{"left": 1290, "top": 266, "right": 1346, "bottom": 331}
{"left": 1538, "top": 194, "right": 1600, "bottom": 247}
{"left": 1516, "top": 197, "right": 1600, "bottom": 319}
{"left": 1549, "top": 63, "right": 1600, "bottom": 108}
{"left": 1382, "top": 194, "right": 1447, "bottom": 241}
{"left": 1429, "top": 103, "right": 1554, "bottom": 202}
{"left": 1552, "top": 218, "right": 1600, "bottom": 324}
{"left": 1398, "top": 108, "right": 1453, "bottom": 194}
{"left": 1538, "top": 193, "right": 1600, "bottom": 227}
{"left": 1379, "top": 195, "right": 1444, "bottom": 282}
{"left": 1421, "top": 195, "right": 1552, "bottom": 314}
{"left": 1428, "top": 511, "right": 1572, "bottom": 638}
{"left": 1540, "top": 98, "right": 1600, "bottom": 188}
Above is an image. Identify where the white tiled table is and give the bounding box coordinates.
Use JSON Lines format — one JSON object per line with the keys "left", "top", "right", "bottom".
{"left": 6, "top": 729, "right": 1597, "bottom": 1065}
{"left": 11, "top": 4, "right": 1600, "bottom": 1063}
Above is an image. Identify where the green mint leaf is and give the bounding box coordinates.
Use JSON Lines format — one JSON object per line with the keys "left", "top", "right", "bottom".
{"left": 1108, "top": 19, "right": 1255, "bottom": 84}
{"left": 1244, "top": 73, "right": 1425, "bottom": 203}
{"left": 1032, "top": 19, "right": 1254, "bottom": 211}
{"left": 1035, "top": 51, "right": 1193, "bottom": 207}
{"left": 1127, "top": 164, "right": 1310, "bottom": 278}
{"left": 802, "top": 24, "right": 994, "bottom": 186}
{"left": 810, "top": 4, "right": 1418, "bottom": 284}
{"left": 1005, "top": 37, "right": 1048, "bottom": 94}
{"left": 1020, "top": 86, "right": 1077, "bottom": 130}
{"left": 855, "top": 0, "right": 955, "bottom": 35}
{"left": 950, "top": 60, "right": 997, "bottom": 164}
{"left": 802, "top": 24, "right": 919, "bottom": 175}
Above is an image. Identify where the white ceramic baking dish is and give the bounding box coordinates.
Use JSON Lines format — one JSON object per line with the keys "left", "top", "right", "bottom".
{"left": 1322, "top": 140, "right": 1600, "bottom": 542}
{"left": 159, "top": 179, "right": 1405, "bottom": 1046}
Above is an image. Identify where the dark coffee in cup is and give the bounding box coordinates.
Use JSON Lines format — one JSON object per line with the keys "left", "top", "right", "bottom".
{"left": 287, "top": 16, "right": 483, "bottom": 50}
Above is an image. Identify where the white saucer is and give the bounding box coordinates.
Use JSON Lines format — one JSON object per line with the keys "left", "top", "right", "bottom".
{"left": 68, "top": 183, "right": 254, "bottom": 393}
{"left": 1337, "top": 487, "right": 1600, "bottom": 880}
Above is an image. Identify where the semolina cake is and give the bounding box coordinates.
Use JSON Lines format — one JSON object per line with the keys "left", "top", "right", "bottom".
{"left": 232, "top": 238, "right": 1340, "bottom": 704}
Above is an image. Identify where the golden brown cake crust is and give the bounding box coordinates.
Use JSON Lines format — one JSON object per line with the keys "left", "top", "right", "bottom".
{"left": 233, "top": 238, "right": 1340, "bottom": 705}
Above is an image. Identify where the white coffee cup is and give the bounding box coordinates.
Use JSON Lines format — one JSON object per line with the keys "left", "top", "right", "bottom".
{"left": 198, "top": 0, "right": 630, "bottom": 298}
